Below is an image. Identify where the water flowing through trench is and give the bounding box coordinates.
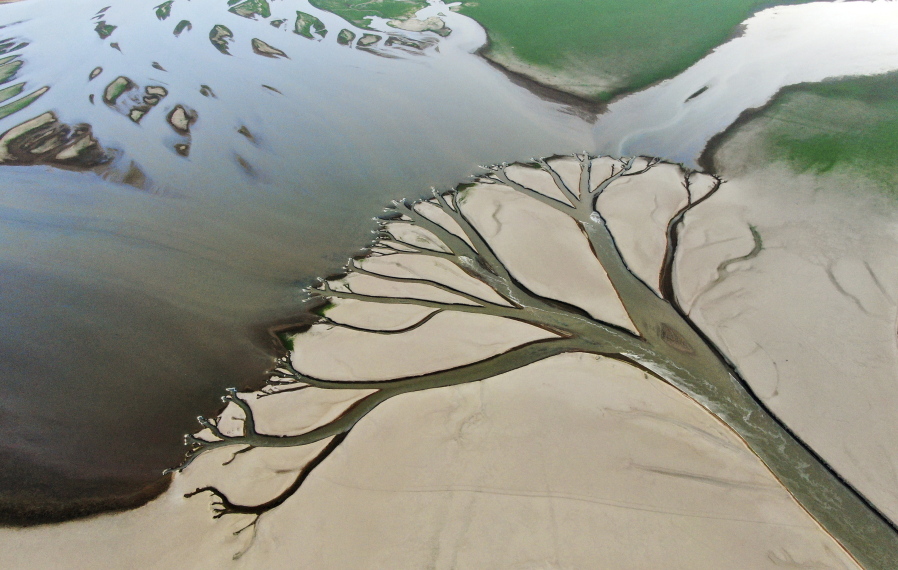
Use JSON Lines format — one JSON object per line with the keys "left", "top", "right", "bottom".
{"left": 1, "top": 0, "right": 898, "bottom": 524}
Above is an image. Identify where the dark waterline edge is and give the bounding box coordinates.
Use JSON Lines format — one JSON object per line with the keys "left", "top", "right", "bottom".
{"left": 0, "top": 474, "right": 172, "bottom": 527}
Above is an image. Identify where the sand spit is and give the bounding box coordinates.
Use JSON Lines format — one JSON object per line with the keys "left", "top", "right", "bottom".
{"left": 2, "top": 155, "right": 886, "bottom": 568}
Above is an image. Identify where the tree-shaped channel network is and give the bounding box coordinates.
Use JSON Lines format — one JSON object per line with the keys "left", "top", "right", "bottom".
{"left": 171, "top": 154, "right": 898, "bottom": 568}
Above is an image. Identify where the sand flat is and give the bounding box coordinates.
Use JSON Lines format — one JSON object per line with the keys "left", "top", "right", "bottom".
{"left": 676, "top": 161, "right": 898, "bottom": 523}
{"left": 0, "top": 354, "right": 857, "bottom": 569}
{"left": 597, "top": 163, "right": 689, "bottom": 295}
{"left": 289, "top": 311, "right": 556, "bottom": 381}
{"left": 459, "top": 183, "right": 637, "bottom": 332}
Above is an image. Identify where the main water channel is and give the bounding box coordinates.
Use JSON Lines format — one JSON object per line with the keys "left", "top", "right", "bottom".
{"left": 2, "top": 0, "right": 898, "bottom": 523}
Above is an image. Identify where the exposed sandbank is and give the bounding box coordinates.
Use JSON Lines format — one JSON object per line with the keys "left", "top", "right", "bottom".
{"left": 1, "top": 155, "right": 880, "bottom": 568}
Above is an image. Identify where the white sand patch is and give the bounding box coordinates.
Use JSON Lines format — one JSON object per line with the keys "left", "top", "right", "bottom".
{"left": 330, "top": 271, "right": 475, "bottom": 305}
{"left": 359, "top": 252, "right": 511, "bottom": 305}
{"left": 415, "top": 200, "right": 474, "bottom": 247}
{"left": 503, "top": 163, "right": 574, "bottom": 205}
{"left": 587, "top": 156, "right": 623, "bottom": 189}
{"left": 676, "top": 161, "right": 898, "bottom": 522}
{"left": 322, "top": 298, "right": 437, "bottom": 331}
{"left": 545, "top": 156, "right": 583, "bottom": 196}
{"left": 385, "top": 222, "right": 450, "bottom": 252}
{"left": 231, "top": 388, "right": 375, "bottom": 436}
{"left": 289, "top": 311, "right": 555, "bottom": 381}
{"left": 597, "top": 163, "right": 689, "bottom": 294}
{"left": 459, "top": 183, "right": 637, "bottom": 332}
{"left": 387, "top": 15, "right": 447, "bottom": 34}
{"left": 686, "top": 171, "right": 721, "bottom": 202}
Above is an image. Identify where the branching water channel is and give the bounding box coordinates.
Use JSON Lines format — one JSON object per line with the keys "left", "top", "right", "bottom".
{"left": 2, "top": 0, "right": 898, "bottom": 548}
{"left": 176, "top": 155, "right": 898, "bottom": 567}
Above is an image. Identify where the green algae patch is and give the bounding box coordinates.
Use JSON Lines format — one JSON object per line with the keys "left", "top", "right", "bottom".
{"left": 309, "top": 0, "right": 426, "bottom": 30}
{"left": 456, "top": 0, "right": 815, "bottom": 101}
{"left": 209, "top": 24, "right": 234, "bottom": 55}
{"left": 337, "top": 29, "right": 355, "bottom": 46}
{"left": 294, "top": 11, "right": 327, "bottom": 39}
{"left": 155, "top": 1, "right": 174, "bottom": 20}
{"left": 762, "top": 73, "right": 898, "bottom": 189}
{"left": 357, "top": 33, "right": 381, "bottom": 47}
{"left": 276, "top": 331, "right": 295, "bottom": 351}
{"left": 251, "top": 38, "right": 288, "bottom": 58}
{"left": 103, "top": 76, "right": 135, "bottom": 105}
{"left": 174, "top": 19, "right": 192, "bottom": 36}
{"left": 94, "top": 21, "right": 117, "bottom": 40}
{"left": 702, "top": 71, "right": 898, "bottom": 196}
{"left": 228, "top": 0, "right": 271, "bottom": 20}
{"left": 0, "top": 40, "right": 27, "bottom": 56}
{"left": 0, "top": 86, "right": 47, "bottom": 121}
{"left": 0, "top": 56, "right": 23, "bottom": 85}
{"left": 0, "top": 82, "right": 24, "bottom": 105}
{"left": 311, "top": 301, "right": 335, "bottom": 317}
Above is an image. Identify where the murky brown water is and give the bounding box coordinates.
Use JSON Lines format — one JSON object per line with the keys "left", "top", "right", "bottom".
{"left": 0, "top": 0, "right": 595, "bottom": 521}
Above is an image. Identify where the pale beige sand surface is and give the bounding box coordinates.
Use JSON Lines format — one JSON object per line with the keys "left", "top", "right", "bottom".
{"left": 359, "top": 253, "right": 511, "bottom": 305}
{"left": 677, "top": 160, "right": 898, "bottom": 523}
{"left": 0, "top": 155, "right": 873, "bottom": 568}
{"left": 597, "top": 163, "right": 689, "bottom": 294}
{"left": 290, "top": 311, "right": 555, "bottom": 381}
{"left": 0, "top": 355, "right": 858, "bottom": 569}
{"left": 460, "top": 182, "right": 637, "bottom": 331}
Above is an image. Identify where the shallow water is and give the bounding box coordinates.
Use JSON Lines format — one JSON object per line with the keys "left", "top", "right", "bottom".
{"left": 0, "top": 0, "right": 594, "bottom": 517}
{"left": 593, "top": 1, "right": 898, "bottom": 166}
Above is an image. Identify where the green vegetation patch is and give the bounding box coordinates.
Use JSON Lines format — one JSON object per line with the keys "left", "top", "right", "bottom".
{"left": 0, "top": 40, "right": 28, "bottom": 56}
{"left": 276, "top": 331, "right": 295, "bottom": 351}
{"left": 173, "top": 19, "right": 192, "bottom": 36}
{"left": 456, "top": 0, "right": 814, "bottom": 101}
{"left": 94, "top": 21, "right": 117, "bottom": 40}
{"left": 312, "top": 301, "right": 335, "bottom": 317}
{"left": 103, "top": 76, "right": 135, "bottom": 105}
{"left": 0, "top": 82, "right": 24, "bottom": 105}
{"left": 0, "top": 86, "right": 48, "bottom": 121}
{"left": 0, "top": 56, "right": 23, "bottom": 85}
{"left": 209, "top": 24, "right": 234, "bottom": 55}
{"left": 337, "top": 28, "right": 355, "bottom": 46}
{"left": 294, "top": 11, "right": 327, "bottom": 39}
{"left": 308, "top": 0, "right": 426, "bottom": 30}
{"left": 756, "top": 72, "right": 898, "bottom": 190}
{"left": 155, "top": 1, "right": 174, "bottom": 20}
{"left": 228, "top": 0, "right": 271, "bottom": 20}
